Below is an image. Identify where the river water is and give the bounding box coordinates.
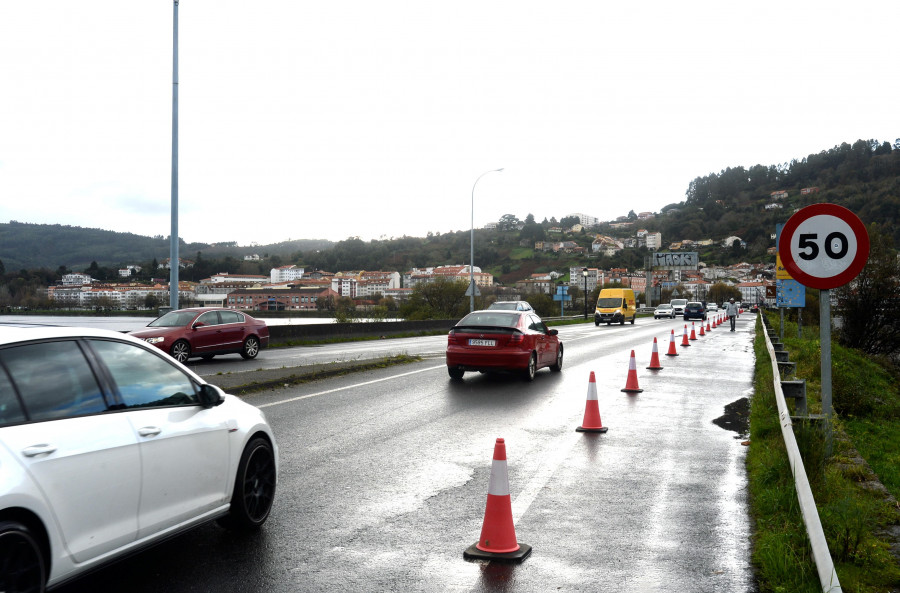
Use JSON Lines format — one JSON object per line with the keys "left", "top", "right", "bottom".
{"left": 0, "top": 315, "right": 338, "bottom": 333}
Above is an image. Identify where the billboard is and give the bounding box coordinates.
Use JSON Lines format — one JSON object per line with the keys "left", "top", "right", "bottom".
{"left": 651, "top": 252, "right": 699, "bottom": 270}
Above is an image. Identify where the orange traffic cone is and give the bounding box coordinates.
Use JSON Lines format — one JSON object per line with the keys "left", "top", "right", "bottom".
{"left": 699, "top": 323, "right": 706, "bottom": 336}
{"left": 464, "top": 438, "right": 532, "bottom": 562}
{"left": 681, "top": 325, "right": 690, "bottom": 347}
{"left": 689, "top": 323, "right": 698, "bottom": 341}
{"left": 621, "top": 350, "right": 643, "bottom": 393}
{"left": 646, "top": 337, "right": 663, "bottom": 370}
{"left": 576, "top": 371, "right": 608, "bottom": 433}
{"left": 665, "top": 329, "right": 679, "bottom": 356}
{"left": 706, "top": 320, "right": 712, "bottom": 332}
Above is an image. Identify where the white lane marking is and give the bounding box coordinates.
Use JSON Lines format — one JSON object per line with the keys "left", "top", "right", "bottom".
{"left": 256, "top": 364, "right": 446, "bottom": 408}
{"left": 511, "top": 431, "right": 581, "bottom": 523}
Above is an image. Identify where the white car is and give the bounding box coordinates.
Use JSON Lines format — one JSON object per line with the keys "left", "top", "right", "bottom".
{"left": 653, "top": 303, "right": 676, "bottom": 319}
{"left": 0, "top": 326, "right": 278, "bottom": 592}
{"left": 707, "top": 303, "right": 719, "bottom": 312}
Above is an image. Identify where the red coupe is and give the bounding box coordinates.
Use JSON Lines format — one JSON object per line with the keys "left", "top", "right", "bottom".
{"left": 446, "top": 310, "right": 563, "bottom": 381}
{"left": 131, "top": 307, "right": 269, "bottom": 363}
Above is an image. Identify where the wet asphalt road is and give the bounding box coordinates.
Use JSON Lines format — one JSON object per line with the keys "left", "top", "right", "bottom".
{"left": 58, "top": 314, "right": 758, "bottom": 593}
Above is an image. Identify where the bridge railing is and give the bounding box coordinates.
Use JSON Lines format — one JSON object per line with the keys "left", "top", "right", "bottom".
{"left": 760, "top": 314, "right": 842, "bottom": 593}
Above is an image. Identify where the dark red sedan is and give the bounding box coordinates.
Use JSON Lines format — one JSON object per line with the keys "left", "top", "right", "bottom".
{"left": 445, "top": 310, "right": 563, "bottom": 381}
{"left": 130, "top": 307, "right": 269, "bottom": 363}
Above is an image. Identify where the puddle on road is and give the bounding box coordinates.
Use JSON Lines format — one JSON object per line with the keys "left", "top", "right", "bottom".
{"left": 712, "top": 397, "right": 750, "bottom": 438}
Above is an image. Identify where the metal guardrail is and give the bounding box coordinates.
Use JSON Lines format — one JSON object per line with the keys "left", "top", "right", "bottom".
{"left": 762, "top": 316, "right": 842, "bottom": 592}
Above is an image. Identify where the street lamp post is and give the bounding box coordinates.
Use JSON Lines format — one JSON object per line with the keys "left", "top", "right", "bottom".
{"left": 582, "top": 267, "right": 589, "bottom": 320}
{"left": 470, "top": 168, "right": 504, "bottom": 312}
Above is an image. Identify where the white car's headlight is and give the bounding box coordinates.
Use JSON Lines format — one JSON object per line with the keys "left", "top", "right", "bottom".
{"left": 144, "top": 337, "right": 166, "bottom": 344}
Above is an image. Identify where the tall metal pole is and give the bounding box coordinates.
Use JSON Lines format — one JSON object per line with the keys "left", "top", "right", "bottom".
{"left": 470, "top": 168, "right": 503, "bottom": 312}
{"left": 169, "top": 0, "right": 180, "bottom": 310}
{"left": 582, "top": 268, "right": 588, "bottom": 319}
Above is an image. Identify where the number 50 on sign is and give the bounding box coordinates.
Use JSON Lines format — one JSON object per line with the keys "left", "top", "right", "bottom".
{"left": 778, "top": 203, "right": 869, "bottom": 290}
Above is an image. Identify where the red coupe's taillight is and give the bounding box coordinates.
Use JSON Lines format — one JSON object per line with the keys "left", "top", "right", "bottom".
{"left": 508, "top": 332, "right": 524, "bottom": 345}
{"left": 447, "top": 331, "right": 459, "bottom": 345}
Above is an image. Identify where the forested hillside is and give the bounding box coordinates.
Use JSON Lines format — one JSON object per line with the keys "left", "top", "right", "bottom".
{"left": 0, "top": 222, "right": 333, "bottom": 272}
{"left": 2, "top": 138, "right": 898, "bottom": 277}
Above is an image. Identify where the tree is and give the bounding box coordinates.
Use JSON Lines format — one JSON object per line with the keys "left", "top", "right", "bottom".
{"left": 707, "top": 282, "right": 740, "bottom": 305}
{"left": 399, "top": 278, "right": 468, "bottom": 320}
{"left": 835, "top": 223, "right": 900, "bottom": 356}
{"left": 529, "top": 292, "right": 556, "bottom": 317}
{"left": 144, "top": 294, "right": 161, "bottom": 310}
{"left": 497, "top": 214, "right": 520, "bottom": 231}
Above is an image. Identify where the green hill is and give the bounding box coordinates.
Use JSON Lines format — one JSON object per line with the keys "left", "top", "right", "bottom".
{"left": 2, "top": 139, "right": 898, "bottom": 279}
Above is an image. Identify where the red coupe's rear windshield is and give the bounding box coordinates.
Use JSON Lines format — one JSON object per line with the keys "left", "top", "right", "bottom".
{"left": 456, "top": 312, "right": 519, "bottom": 328}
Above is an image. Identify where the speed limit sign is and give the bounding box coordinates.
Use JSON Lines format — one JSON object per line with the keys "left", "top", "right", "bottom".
{"left": 778, "top": 203, "right": 869, "bottom": 289}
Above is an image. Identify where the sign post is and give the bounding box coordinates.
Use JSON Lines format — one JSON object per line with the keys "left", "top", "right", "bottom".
{"left": 553, "top": 285, "right": 571, "bottom": 317}
{"left": 778, "top": 204, "right": 869, "bottom": 441}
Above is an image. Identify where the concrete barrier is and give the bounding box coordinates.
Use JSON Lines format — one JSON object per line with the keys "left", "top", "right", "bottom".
{"left": 268, "top": 319, "right": 458, "bottom": 345}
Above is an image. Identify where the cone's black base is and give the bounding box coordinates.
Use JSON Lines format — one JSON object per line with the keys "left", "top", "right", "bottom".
{"left": 464, "top": 542, "right": 532, "bottom": 563}
{"left": 621, "top": 388, "right": 643, "bottom": 393}
{"left": 646, "top": 366, "right": 663, "bottom": 370}
{"left": 576, "top": 426, "right": 608, "bottom": 433}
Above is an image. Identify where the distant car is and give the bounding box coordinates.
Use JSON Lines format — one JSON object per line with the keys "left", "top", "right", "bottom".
{"left": 487, "top": 301, "right": 534, "bottom": 312}
{"left": 130, "top": 307, "right": 269, "bottom": 363}
{"left": 683, "top": 301, "right": 707, "bottom": 321}
{"left": 669, "top": 298, "right": 688, "bottom": 316}
{"left": 750, "top": 303, "right": 760, "bottom": 313}
{"left": 0, "top": 326, "right": 278, "bottom": 593}
{"left": 446, "top": 309, "right": 562, "bottom": 381}
{"left": 707, "top": 303, "right": 718, "bottom": 313}
{"left": 654, "top": 303, "right": 676, "bottom": 319}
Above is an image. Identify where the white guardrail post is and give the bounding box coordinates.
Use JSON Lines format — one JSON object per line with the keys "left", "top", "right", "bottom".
{"left": 763, "top": 318, "right": 842, "bottom": 592}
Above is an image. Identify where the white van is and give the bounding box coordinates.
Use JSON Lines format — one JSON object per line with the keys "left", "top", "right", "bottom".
{"left": 669, "top": 298, "right": 688, "bottom": 316}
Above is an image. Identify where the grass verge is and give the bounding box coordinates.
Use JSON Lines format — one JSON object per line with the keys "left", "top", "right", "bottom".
{"left": 749, "top": 314, "right": 900, "bottom": 592}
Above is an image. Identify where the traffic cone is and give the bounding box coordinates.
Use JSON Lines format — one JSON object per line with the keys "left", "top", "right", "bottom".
{"left": 646, "top": 337, "right": 664, "bottom": 370}
{"left": 621, "top": 350, "right": 643, "bottom": 393}
{"left": 464, "top": 438, "right": 532, "bottom": 562}
{"left": 576, "top": 371, "right": 608, "bottom": 433}
{"left": 681, "top": 325, "right": 690, "bottom": 347}
{"left": 699, "top": 323, "right": 706, "bottom": 336}
{"left": 689, "top": 323, "right": 698, "bottom": 341}
{"left": 706, "top": 320, "right": 712, "bottom": 332}
{"left": 665, "top": 329, "right": 679, "bottom": 356}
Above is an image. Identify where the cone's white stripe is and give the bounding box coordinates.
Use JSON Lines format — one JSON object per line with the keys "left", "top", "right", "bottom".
{"left": 628, "top": 354, "right": 637, "bottom": 370}
{"left": 586, "top": 380, "right": 598, "bottom": 401}
{"left": 488, "top": 459, "right": 511, "bottom": 496}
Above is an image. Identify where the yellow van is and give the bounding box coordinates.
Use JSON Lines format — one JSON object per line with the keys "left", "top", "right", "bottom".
{"left": 594, "top": 288, "right": 637, "bottom": 326}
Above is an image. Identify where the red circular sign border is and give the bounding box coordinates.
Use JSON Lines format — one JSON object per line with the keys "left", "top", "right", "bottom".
{"left": 778, "top": 203, "right": 870, "bottom": 290}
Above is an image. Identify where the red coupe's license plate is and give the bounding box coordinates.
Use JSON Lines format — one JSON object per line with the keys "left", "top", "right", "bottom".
{"left": 468, "top": 339, "right": 496, "bottom": 347}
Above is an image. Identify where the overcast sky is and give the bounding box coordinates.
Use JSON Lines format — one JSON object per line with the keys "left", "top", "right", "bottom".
{"left": 1, "top": 1, "right": 897, "bottom": 246}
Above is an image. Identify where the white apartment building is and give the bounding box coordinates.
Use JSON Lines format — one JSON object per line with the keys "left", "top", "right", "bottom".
{"left": 569, "top": 213, "right": 600, "bottom": 227}
{"left": 270, "top": 265, "right": 305, "bottom": 283}
{"left": 645, "top": 232, "right": 663, "bottom": 251}
{"left": 203, "top": 273, "right": 268, "bottom": 284}
{"left": 61, "top": 273, "right": 93, "bottom": 285}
